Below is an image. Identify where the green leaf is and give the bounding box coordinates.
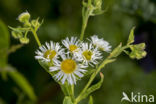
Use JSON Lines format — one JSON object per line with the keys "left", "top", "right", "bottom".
{"left": 110, "top": 43, "right": 122, "bottom": 58}
{"left": 7, "top": 66, "right": 37, "bottom": 101}
{"left": 63, "top": 96, "right": 73, "bottom": 104}
{"left": 81, "top": 72, "right": 104, "bottom": 100}
{"left": 0, "top": 20, "right": 9, "bottom": 68}
{"left": 127, "top": 27, "right": 135, "bottom": 44}
{"left": 88, "top": 96, "right": 93, "bottom": 104}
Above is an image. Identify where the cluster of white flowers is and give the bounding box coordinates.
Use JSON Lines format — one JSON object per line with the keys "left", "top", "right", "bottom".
{"left": 35, "top": 35, "right": 111, "bottom": 85}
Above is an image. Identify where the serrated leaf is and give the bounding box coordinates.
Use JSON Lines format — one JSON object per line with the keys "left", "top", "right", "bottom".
{"left": 88, "top": 96, "right": 93, "bottom": 104}
{"left": 7, "top": 66, "right": 36, "bottom": 101}
{"left": 0, "top": 20, "right": 9, "bottom": 68}
{"left": 81, "top": 72, "right": 104, "bottom": 100}
{"left": 63, "top": 96, "right": 73, "bottom": 104}
{"left": 127, "top": 27, "right": 135, "bottom": 44}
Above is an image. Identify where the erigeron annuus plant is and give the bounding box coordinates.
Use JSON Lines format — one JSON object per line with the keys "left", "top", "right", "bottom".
{"left": 9, "top": 0, "right": 147, "bottom": 103}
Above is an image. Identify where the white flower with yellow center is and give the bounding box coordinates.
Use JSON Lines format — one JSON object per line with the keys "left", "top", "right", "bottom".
{"left": 49, "top": 55, "right": 87, "bottom": 85}
{"left": 62, "top": 37, "right": 81, "bottom": 53}
{"left": 90, "top": 35, "right": 111, "bottom": 52}
{"left": 75, "top": 43, "right": 102, "bottom": 66}
{"left": 35, "top": 41, "right": 64, "bottom": 62}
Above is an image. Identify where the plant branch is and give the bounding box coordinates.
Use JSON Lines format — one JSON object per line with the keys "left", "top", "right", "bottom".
{"left": 75, "top": 45, "right": 130, "bottom": 103}
{"left": 31, "top": 29, "right": 41, "bottom": 47}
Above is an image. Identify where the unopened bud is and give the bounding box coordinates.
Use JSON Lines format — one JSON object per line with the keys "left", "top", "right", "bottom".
{"left": 18, "top": 12, "right": 30, "bottom": 23}
{"left": 20, "top": 37, "right": 29, "bottom": 44}
{"left": 11, "top": 31, "right": 22, "bottom": 39}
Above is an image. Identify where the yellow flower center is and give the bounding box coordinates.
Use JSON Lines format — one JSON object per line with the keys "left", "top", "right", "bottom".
{"left": 83, "top": 50, "right": 93, "bottom": 60}
{"left": 44, "top": 50, "right": 56, "bottom": 60}
{"left": 69, "top": 45, "right": 78, "bottom": 52}
{"left": 61, "top": 59, "right": 77, "bottom": 74}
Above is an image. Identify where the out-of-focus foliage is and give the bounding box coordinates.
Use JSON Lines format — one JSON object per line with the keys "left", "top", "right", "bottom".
{"left": 116, "top": 0, "right": 156, "bottom": 22}
{"left": 94, "top": 58, "right": 156, "bottom": 104}
{"left": 0, "top": 20, "right": 9, "bottom": 68}
{"left": 0, "top": 19, "right": 36, "bottom": 103}
{"left": 7, "top": 66, "right": 37, "bottom": 101}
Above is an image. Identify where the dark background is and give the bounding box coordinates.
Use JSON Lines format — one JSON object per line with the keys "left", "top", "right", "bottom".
{"left": 0, "top": 0, "right": 156, "bottom": 104}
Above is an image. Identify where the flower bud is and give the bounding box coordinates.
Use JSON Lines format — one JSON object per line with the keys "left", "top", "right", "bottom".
{"left": 18, "top": 12, "right": 30, "bottom": 23}
{"left": 20, "top": 37, "right": 29, "bottom": 44}
{"left": 11, "top": 31, "right": 22, "bottom": 39}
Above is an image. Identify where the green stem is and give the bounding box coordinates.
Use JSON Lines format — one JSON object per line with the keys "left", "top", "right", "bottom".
{"left": 75, "top": 57, "right": 110, "bottom": 103}
{"left": 75, "top": 45, "right": 130, "bottom": 103}
{"left": 80, "top": 8, "right": 90, "bottom": 41}
{"left": 31, "top": 29, "right": 41, "bottom": 47}
{"left": 24, "top": 31, "right": 28, "bottom": 38}
{"left": 64, "top": 83, "right": 75, "bottom": 103}
{"left": 71, "top": 85, "right": 75, "bottom": 102}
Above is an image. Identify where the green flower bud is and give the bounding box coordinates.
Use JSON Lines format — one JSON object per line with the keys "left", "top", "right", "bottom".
{"left": 20, "top": 37, "right": 29, "bottom": 44}
{"left": 11, "top": 31, "right": 22, "bottom": 39}
{"left": 18, "top": 12, "right": 30, "bottom": 23}
{"left": 129, "top": 43, "right": 147, "bottom": 59}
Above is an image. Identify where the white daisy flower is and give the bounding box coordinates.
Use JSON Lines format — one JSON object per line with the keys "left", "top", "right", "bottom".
{"left": 90, "top": 35, "right": 111, "bottom": 52}
{"left": 49, "top": 54, "right": 87, "bottom": 85}
{"left": 75, "top": 43, "right": 102, "bottom": 66}
{"left": 62, "top": 37, "right": 81, "bottom": 53}
{"left": 35, "top": 41, "right": 64, "bottom": 62}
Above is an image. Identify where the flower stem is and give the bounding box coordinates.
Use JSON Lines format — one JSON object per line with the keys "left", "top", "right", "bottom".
{"left": 75, "top": 57, "right": 110, "bottom": 103}
{"left": 31, "top": 29, "right": 41, "bottom": 47}
{"left": 80, "top": 7, "right": 90, "bottom": 41}
{"left": 71, "top": 84, "right": 75, "bottom": 102}
{"left": 75, "top": 45, "right": 130, "bottom": 103}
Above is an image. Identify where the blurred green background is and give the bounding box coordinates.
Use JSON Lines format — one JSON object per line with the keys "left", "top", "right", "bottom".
{"left": 0, "top": 0, "right": 156, "bottom": 104}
